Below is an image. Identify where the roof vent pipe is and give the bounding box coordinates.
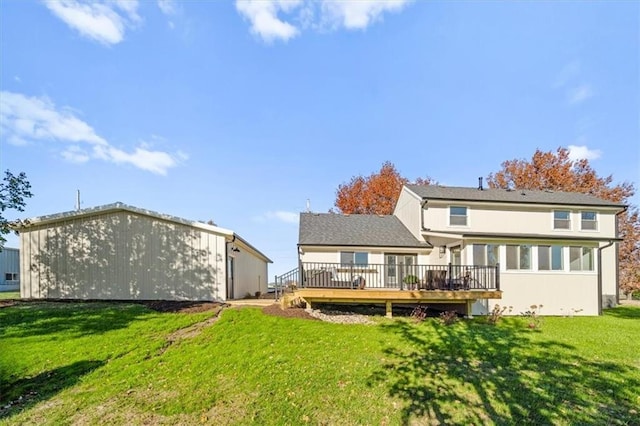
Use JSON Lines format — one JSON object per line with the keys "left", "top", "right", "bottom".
{"left": 478, "top": 177, "right": 483, "bottom": 191}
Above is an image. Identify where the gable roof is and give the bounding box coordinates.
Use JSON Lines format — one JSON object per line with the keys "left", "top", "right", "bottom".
{"left": 405, "top": 185, "right": 626, "bottom": 208}
{"left": 14, "top": 202, "right": 272, "bottom": 263}
{"left": 299, "top": 213, "right": 432, "bottom": 249}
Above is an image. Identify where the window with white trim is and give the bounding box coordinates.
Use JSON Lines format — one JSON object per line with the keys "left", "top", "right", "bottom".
{"left": 553, "top": 210, "right": 571, "bottom": 230}
{"left": 4, "top": 273, "right": 18, "bottom": 281}
{"left": 473, "top": 244, "right": 500, "bottom": 266}
{"left": 569, "top": 247, "right": 594, "bottom": 271}
{"left": 538, "top": 245, "right": 563, "bottom": 271}
{"left": 340, "top": 251, "right": 368, "bottom": 266}
{"left": 506, "top": 245, "right": 531, "bottom": 270}
{"left": 449, "top": 206, "right": 468, "bottom": 226}
{"left": 581, "top": 211, "right": 597, "bottom": 231}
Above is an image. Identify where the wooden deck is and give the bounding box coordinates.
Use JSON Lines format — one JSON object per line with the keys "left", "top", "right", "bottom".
{"left": 287, "top": 288, "right": 503, "bottom": 318}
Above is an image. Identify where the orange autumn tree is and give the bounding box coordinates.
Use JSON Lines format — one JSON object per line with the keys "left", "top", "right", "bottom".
{"left": 333, "top": 162, "right": 433, "bottom": 215}
{"left": 487, "top": 147, "right": 640, "bottom": 297}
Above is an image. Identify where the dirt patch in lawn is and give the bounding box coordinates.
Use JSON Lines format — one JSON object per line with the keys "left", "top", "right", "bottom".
{"left": 138, "top": 300, "right": 225, "bottom": 313}
{"left": 0, "top": 300, "right": 16, "bottom": 308}
{"left": 158, "top": 304, "right": 227, "bottom": 355}
{"left": 261, "top": 304, "right": 318, "bottom": 320}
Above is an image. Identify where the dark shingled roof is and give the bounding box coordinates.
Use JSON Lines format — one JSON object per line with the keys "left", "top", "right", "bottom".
{"left": 299, "top": 213, "right": 431, "bottom": 248}
{"left": 406, "top": 185, "right": 625, "bottom": 208}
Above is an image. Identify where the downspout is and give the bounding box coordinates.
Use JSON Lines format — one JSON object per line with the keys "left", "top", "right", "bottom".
{"left": 614, "top": 207, "right": 627, "bottom": 303}
{"left": 597, "top": 240, "right": 615, "bottom": 315}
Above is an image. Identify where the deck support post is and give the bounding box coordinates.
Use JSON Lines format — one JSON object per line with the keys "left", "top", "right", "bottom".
{"left": 385, "top": 301, "right": 393, "bottom": 318}
{"left": 465, "top": 299, "right": 474, "bottom": 319}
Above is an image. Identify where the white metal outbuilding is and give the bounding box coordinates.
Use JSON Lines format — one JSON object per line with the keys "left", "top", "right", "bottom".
{"left": 16, "top": 203, "right": 271, "bottom": 301}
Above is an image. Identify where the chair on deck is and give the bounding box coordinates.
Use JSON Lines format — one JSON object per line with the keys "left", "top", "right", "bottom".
{"left": 422, "top": 270, "right": 448, "bottom": 290}
{"left": 305, "top": 269, "right": 353, "bottom": 288}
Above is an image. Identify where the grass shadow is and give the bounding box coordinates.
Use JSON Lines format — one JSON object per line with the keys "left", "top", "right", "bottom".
{"left": 0, "top": 301, "right": 151, "bottom": 339}
{"left": 604, "top": 305, "right": 640, "bottom": 319}
{"left": 369, "top": 319, "right": 639, "bottom": 425}
{"left": 0, "top": 360, "right": 105, "bottom": 420}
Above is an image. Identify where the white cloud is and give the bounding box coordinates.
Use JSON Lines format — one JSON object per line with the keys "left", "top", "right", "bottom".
{"left": 568, "top": 145, "right": 602, "bottom": 161}
{"left": 235, "top": 0, "right": 412, "bottom": 42}
{"left": 554, "top": 62, "right": 595, "bottom": 105}
{"left": 236, "top": 0, "right": 301, "bottom": 42}
{"left": 271, "top": 211, "right": 299, "bottom": 223}
{"left": 61, "top": 145, "right": 91, "bottom": 163}
{"left": 43, "top": 0, "right": 140, "bottom": 45}
{"left": 157, "top": 0, "right": 180, "bottom": 30}
{"left": 0, "top": 91, "right": 183, "bottom": 175}
{"left": 157, "top": 0, "right": 177, "bottom": 16}
{"left": 0, "top": 91, "right": 107, "bottom": 145}
{"left": 254, "top": 210, "right": 299, "bottom": 224}
{"left": 554, "top": 60, "right": 580, "bottom": 88}
{"left": 321, "top": 0, "right": 411, "bottom": 30}
{"left": 93, "top": 145, "right": 180, "bottom": 175}
{"left": 568, "top": 84, "right": 594, "bottom": 105}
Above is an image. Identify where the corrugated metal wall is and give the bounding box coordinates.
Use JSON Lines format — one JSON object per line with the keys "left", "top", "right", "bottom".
{"left": 0, "top": 248, "right": 20, "bottom": 289}
{"left": 232, "top": 244, "right": 268, "bottom": 298}
{"left": 20, "top": 211, "right": 227, "bottom": 301}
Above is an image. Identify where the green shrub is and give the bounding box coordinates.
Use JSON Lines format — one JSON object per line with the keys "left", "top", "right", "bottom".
{"left": 402, "top": 275, "right": 419, "bottom": 285}
{"left": 439, "top": 310, "right": 459, "bottom": 326}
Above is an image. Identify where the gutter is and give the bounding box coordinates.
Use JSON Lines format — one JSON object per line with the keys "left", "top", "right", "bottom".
{"left": 420, "top": 199, "right": 428, "bottom": 231}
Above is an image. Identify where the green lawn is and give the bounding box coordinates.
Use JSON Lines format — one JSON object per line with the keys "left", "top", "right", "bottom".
{"left": 1, "top": 302, "right": 639, "bottom": 425}
{"left": 0, "top": 292, "right": 19, "bottom": 300}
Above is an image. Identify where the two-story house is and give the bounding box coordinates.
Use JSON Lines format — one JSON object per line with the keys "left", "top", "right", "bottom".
{"left": 297, "top": 182, "right": 625, "bottom": 316}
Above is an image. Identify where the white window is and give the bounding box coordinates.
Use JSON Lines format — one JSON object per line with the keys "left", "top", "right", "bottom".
{"left": 4, "top": 273, "right": 18, "bottom": 281}
{"left": 538, "top": 245, "right": 563, "bottom": 271}
{"left": 506, "top": 245, "right": 531, "bottom": 270}
{"left": 581, "top": 211, "right": 597, "bottom": 231}
{"left": 569, "top": 247, "right": 594, "bottom": 271}
{"left": 554, "top": 210, "right": 571, "bottom": 230}
{"left": 473, "top": 244, "right": 500, "bottom": 266}
{"left": 450, "top": 206, "right": 468, "bottom": 226}
{"left": 340, "top": 251, "right": 368, "bottom": 266}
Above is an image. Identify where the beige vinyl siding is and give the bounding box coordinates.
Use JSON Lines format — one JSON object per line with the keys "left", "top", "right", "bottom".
{"left": 393, "top": 187, "right": 423, "bottom": 240}
{"left": 20, "top": 211, "right": 227, "bottom": 301}
{"left": 301, "top": 247, "right": 430, "bottom": 266}
{"left": 423, "top": 202, "right": 618, "bottom": 239}
{"left": 478, "top": 273, "right": 599, "bottom": 316}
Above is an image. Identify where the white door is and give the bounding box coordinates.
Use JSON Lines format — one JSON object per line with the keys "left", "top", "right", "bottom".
{"left": 385, "top": 254, "right": 417, "bottom": 287}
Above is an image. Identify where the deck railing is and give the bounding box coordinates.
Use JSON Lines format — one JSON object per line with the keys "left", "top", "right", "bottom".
{"left": 274, "top": 263, "right": 500, "bottom": 298}
{"left": 274, "top": 266, "right": 300, "bottom": 300}
{"left": 298, "top": 262, "right": 499, "bottom": 291}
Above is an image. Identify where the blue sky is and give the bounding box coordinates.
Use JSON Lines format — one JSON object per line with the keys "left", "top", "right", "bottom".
{"left": 1, "top": 0, "right": 638, "bottom": 277}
